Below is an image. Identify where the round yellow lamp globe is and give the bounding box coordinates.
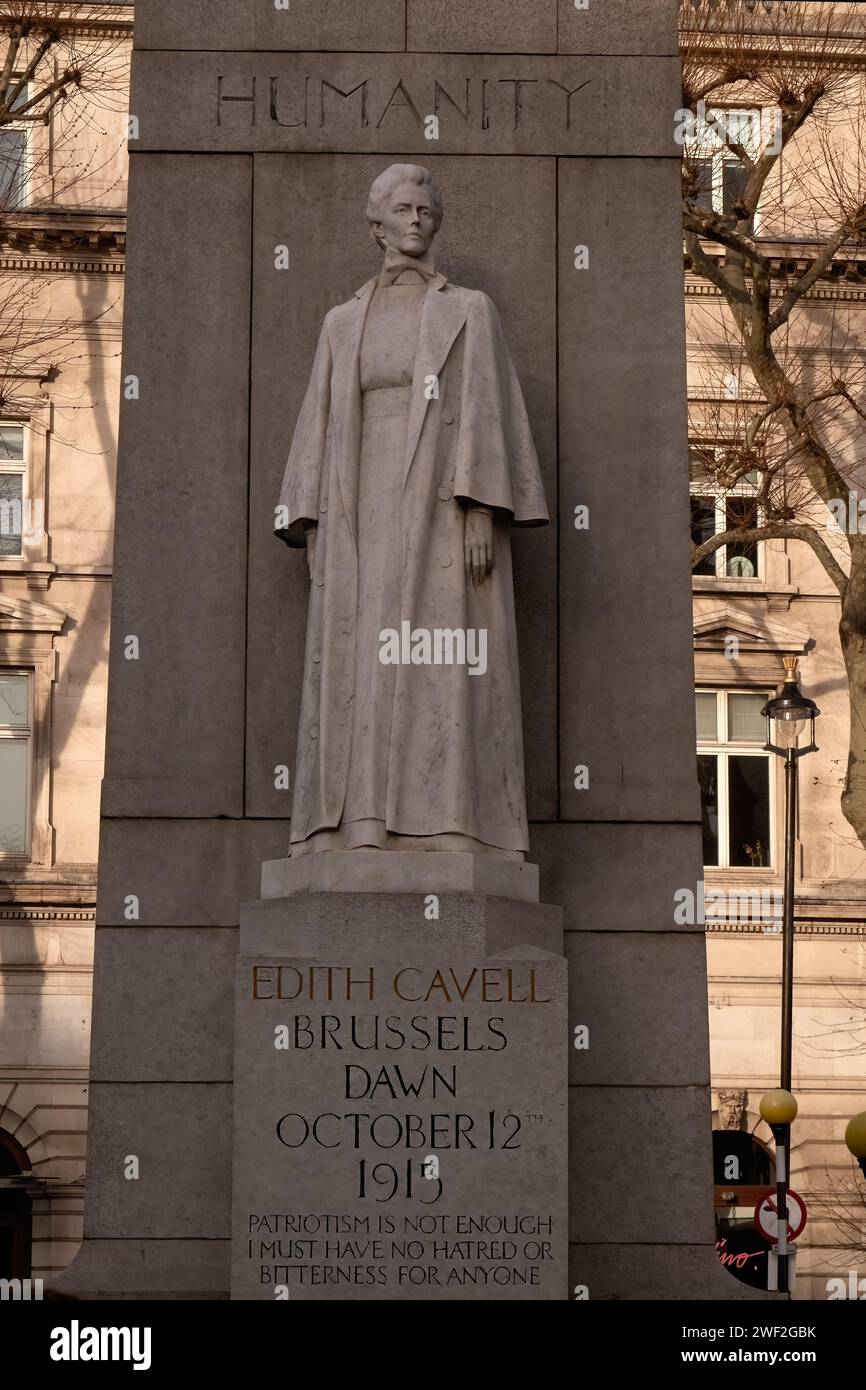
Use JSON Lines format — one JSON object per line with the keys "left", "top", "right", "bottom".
{"left": 845, "top": 1112, "right": 866, "bottom": 1160}
{"left": 759, "top": 1089, "right": 798, "bottom": 1126}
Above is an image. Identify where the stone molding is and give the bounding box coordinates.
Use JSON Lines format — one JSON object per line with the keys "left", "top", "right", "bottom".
{"left": 0, "top": 907, "right": 94, "bottom": 922}
{"left": 694, "top": 604, "right": 812, "bottom": 655}
{"left": 0, "top": 212, "right": 126, "bottom": 276}
{"left": 707, "top": 920, "right": 866, "bottom": 935}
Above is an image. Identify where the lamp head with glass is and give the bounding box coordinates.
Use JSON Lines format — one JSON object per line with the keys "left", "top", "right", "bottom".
{"left": 761, "top": 656, "right": 819, "bottom": 757}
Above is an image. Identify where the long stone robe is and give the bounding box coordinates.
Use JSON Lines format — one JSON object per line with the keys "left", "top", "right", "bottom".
{"left": 276, "top": 261, "right": 549, "bottom": 853}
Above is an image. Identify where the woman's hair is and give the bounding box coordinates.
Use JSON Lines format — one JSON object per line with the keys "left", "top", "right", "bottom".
{"left": 366, "top": 164, "right": 443, "bottom": 247}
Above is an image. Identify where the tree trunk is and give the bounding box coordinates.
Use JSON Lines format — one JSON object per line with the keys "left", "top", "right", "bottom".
{"left": 840, "top": 553, "right": 866, "bottom": 849}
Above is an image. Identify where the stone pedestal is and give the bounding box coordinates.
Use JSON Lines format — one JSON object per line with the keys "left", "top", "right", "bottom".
{"left": 260, "top": 850, "right": 539, "bottom": 903}
{"left": 232, "top": 890, "right": 567, "bottom": 1300}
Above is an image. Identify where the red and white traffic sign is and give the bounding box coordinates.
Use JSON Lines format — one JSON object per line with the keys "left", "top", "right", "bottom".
{"left": 754, "top": 1188, "right": 807, "bottom": 1243}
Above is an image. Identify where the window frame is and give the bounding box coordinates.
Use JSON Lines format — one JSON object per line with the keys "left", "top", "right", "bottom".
{"left": 0, "top": 78, "right": 33, "bottom": 211}
{"left": 687, "top": 103, "right": 768, "bottom": 236}
{"left": 692, "top": 149, "right": 755, "bottom": 230}
{"left": 690, "top": 442, "right": 764, "bottom": 581}
{"left": 0, "top": 405, "right": 51, "bottom": 577}
{"left": 697, "top": 686, "right": 775, "bottom": 872}
{"left": 0, "top": 666, "right": 34, "bottom": 861}
{"left": 0, "top": 421, "right": 29, "bottom": 560}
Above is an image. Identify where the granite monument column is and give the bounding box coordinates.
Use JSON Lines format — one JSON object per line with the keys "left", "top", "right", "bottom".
{"left": 54, "top": 0, "right": 746, "bottom": 1301}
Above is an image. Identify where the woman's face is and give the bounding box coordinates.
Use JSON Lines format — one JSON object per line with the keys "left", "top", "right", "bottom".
{"left": 373, "top": 181, "right": 437, "bottom": 256}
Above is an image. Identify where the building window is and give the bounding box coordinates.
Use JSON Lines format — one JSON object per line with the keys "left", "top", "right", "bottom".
{"left": 692, "top": 150, "right": 752, "bottom": 227}
{"left": 0, "top": 670, "right": 32, "bottom": 856}
{"left": 687, "top": 106, "right": 766, "bottom": 233}
{"left": 0, "top": 424, "right": 26, "bottom": 557}
{"left": 697, "top": 688, "right": 772, "bottom": 869}
{"left": 690, "top": 445, "right": 761, "bottom": 579}
{"left": 0, "top": 82, "right": 31, "bottom": 209}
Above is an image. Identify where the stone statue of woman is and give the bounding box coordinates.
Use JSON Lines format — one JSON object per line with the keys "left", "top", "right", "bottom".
{"left": 276, "top": 163, "right": 548, "bottom": 865}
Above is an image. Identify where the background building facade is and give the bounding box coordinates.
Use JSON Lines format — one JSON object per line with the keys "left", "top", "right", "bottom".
{"left": 2, "top": 1, "right": 865, "bottom": 1299}
{"left": 684, "top": 3, "right": 866, "bottom": 1296}
{"left": 0, "top": 2, "right": 129, "bottom": 1286}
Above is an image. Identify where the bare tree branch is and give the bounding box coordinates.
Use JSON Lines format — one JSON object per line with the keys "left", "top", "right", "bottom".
{"left": 769, "top": 222, "right": 863, "bottom": 331}
{"left": 692, "top": 522, "right": 849, "bottom": 595}
{"left": 681, "top": 0, "right": 866, "bottom": 851}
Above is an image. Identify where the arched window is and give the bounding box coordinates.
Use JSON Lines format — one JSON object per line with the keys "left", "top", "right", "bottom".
{"left": 0, "top": 1129, "right": 32, "bottom": 1280}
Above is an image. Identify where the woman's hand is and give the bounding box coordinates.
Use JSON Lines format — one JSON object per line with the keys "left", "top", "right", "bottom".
{"left": 464, "top": 506, "right": 493, "bottom": 587}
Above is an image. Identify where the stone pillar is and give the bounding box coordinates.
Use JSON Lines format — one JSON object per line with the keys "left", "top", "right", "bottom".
{"left": 54, "top": 0, "right": 749, "bottom": 1300}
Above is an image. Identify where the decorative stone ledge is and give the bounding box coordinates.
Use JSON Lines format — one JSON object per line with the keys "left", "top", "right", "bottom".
{"left": 0, "top": 209, "right": 126, "bottom": 274}
{"left": 260, "top": 849, "right": 540, "bottom": 903}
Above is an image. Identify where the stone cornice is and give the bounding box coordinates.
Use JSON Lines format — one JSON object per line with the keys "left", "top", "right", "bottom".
{"left": 0, "top": 875, "right": 97, "bottom": 906}
{"left": 687, "top": 276, "right": 866, "bottom": 305}
{"left": 694, "top": 604, "right": 811, "bottom": 654}
{"left": 0, "top": 209, "right": 126, "bottom": 275}
{"left": 0, "top": 592, "right": 67, "bottom": 632}
{"left": 0, "top": 906, "right": 95, "bottom": 922}
{"left": 707, "top": 920, "right": 866, "bottom": 936}
{"left": 0, "top": 15, "right": 133, "bottom": 42}
{"left": 680, "top": 18, "right": 866, "bottom": 66}
{"left": 685, "top": 242, "right": 866, "bottom": 303}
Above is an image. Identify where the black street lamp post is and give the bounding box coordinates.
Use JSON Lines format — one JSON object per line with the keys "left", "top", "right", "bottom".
{"left": 760, "top": 656, "right": 819, "bottom": 1294}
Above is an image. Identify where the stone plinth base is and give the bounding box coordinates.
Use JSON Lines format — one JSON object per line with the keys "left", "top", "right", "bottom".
{"left": 50, "top": 1240, "right": 229, "bottom": 1301}
{"left": 232, "top": 890, "right": 568, "bottom": 1299}
{"left": 261, "top": 850, "right": 539, "bottom": 903}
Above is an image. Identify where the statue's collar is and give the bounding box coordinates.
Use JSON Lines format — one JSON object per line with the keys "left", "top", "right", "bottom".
{"left": 376, "top": 245, "right": 437, "bottom": 287}
{"left": 355, "top": 253, "right": 446, "bottom": 299}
